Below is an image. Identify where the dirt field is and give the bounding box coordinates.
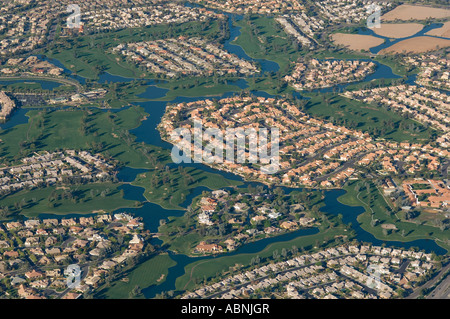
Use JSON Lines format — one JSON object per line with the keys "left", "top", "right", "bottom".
{"left": 331, "top": 33, "right": 384, "bottom": 51}
{"left": 425, "top": 21, "right": 450, "bottom": 38}
{"left": 379, "top": 36, "right": 450, "bottom": 54}
{"left": 372, "top": 23, "right": 424, "bottom": 38}
{"left": 382, "top": 4, "right": 450, "bottom": 21}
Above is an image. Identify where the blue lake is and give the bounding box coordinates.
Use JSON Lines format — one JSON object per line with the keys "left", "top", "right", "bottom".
{"left": 136, "top": 82, "right": 169, "bottom": 100}
{"left": 0, "top": 108, "right": 30, "bottom": 129}
{"left": 117, "top": 166, "right": 149, "bottom": 183}
{"left": 0, "top": 79, "right": 64, "bottom": 90}
{"left": 37, "top": 55, "right": 87, "bottom": 85}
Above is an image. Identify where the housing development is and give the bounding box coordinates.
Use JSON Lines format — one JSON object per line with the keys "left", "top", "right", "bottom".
{"left": 0, "top": 150, "right": 115, "bottom": 196}
{"left": 284, "top": 58, "right": 376, "bottom": 90}
{"left": 112, "top": 37, "right": 259, "bottom": 77}
{"left": 405, "top": 54, "right": 450, "bottom": 91}
{"left": 344, "top": 85, "right": 450, "bottom": 134}
{"left": 182, "top": 244, "right": 438, "bottom": 299}
{"left": 0, "top": 213, "right": 148, "bottom": 299}
{"left": 0, "top": 0, "right": 448, "bottom": 305}
{"left": 159, "top": 95, "right": 449, "bottom": 188}
{"left": 0, "top": 91, "right": 16, "bottom": 122}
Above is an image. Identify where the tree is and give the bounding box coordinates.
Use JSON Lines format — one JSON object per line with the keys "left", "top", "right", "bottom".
{"left": 291, "top": 245, "right": 298, "bottom": 255}
{"left": 396, "top": 288, "right": 406, "bottom": 297}
{"left": 272, "top": 249, "right": 279, "bottom": 260}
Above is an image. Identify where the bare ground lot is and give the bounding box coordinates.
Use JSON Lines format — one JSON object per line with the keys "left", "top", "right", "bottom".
{"left": 381, "top": 4, "right": 450, "bottom": 21}
{"left": 331, "top": 33, "right": 384, "bottom": 51}
{"left": 426, "top": 21, "right": 450, "bottom": 38}
{"left": 372, "top": 23, "right": 424, "bottom": 38}
{"left": 379, "top": 36, "right": 450, "bottom": 54}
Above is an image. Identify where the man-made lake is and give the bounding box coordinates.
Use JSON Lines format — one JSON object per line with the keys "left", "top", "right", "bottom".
{"left": 0, "top": 79, "right": 64, "bottom": 90}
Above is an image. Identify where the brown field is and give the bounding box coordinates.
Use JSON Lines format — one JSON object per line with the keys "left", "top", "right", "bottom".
{"left": 379, "top": 36, "right": 450, "bottom": 54}
{"left": 331, "top": 33, "right": 384, "bottom": 51}
{"left": 425, "top": 21, "right": 450, "bottom": 38}
{"left": 382, "top": 4, "right": 450, "bottom": 21}
{"left": 373, "top": 23, "right": 423, "bottom": 38}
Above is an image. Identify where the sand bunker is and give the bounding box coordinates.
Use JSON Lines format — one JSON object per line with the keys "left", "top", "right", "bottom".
{"left": 379, "top": 36, "right": 450, "bottom": 54}
{"left": 372, "top": 23, "right": 424, "bottom": 38}
{"left": 382, "top": 4, "right": 450, "bottom": 21}
{"left": 331, "top": 33, "right": 384, "bottom": 51}
{"left": 381, "top": 224, "right": 398, "bottom": 230}
{"left": 425, "top": 21, "right": 450, "bottom": 38}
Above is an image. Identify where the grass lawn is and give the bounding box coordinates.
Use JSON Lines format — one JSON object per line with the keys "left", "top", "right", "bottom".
{"left": 158, "top": 229, "right": 204, "bottom": 255}
{"left": 96, "top": 253, "right": 176, "bottom": 299}
{"left": 232, "top": 16, "right": 302, "bottom": 73}
{"left": 155, "top": 77, "right": 242, "bottom": 101}
{"left": 99, "top": 81, "right": 156, "bottom": 106}
{"left": 132, "top": 166, "right": 243, "bottom": 210}
{"left": 374, "top": 55, "right": 418, "bottom": 77}
{"left": 0, "top": 106, "right": 166, "bottom": 168}
{"left": 42, "top": 20, "right": 222, "bottom": 80}
{"left": 45, "top": 45, "right": 143, "bottom": 80}
{"left": 246, "top": 75, "right": 295, "bottom": 96}
{"left": 1, "top": 82, "right": 43, "bottom": 91}
{"left": 303, "top": 94, "right": 434, "bottom": 143}
{"left": 0, "top": 182, "right": 135, "bottom": 219}
{"left": 339, "top": 180, "right": 450, "bottom": 253}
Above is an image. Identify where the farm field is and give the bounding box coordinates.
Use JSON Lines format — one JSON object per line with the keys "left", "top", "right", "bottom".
{"left": 379, "top": 36, "right": 450, "bottom": 54}
{"left": 372, "top": 23, "right": 424, "bottom": 38}
{"left": 331, "top": 33, "right": 385, "bottom": 51}
{"left": 381, "top": 4, "right": 450, "bottom": 21}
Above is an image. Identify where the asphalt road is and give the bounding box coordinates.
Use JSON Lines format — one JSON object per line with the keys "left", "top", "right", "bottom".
{"left": 426, "top": 272, "right": 450, "bottom": 299}
{"left": 407, "top": 260, "right": 450, "bottom": 299}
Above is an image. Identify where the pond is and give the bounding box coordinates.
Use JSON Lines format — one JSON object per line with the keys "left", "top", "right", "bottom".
{"left": 0, "top": 79, "right": 64, "bottom": 91}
